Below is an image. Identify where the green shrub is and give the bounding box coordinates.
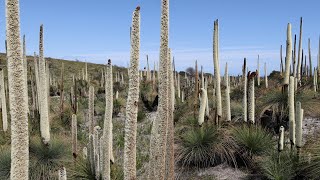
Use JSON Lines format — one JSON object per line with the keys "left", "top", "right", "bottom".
{"left": 177, "top": 125, "right": 236, "bottom": 168}
{"left": 299, "top": 140, "right": 320, "bottom": 179}
{"left": 232, "top": 125, "right": 275, "bottom": 157}
{"left": 113, "top": 98, "right": 125, "bottom": 116}
{"left": 0, "top": 147, "right": 10, "bottom": 179}
{"left": 29, "top": 136, "right": 71, "bottom": 179}
{"left": 71, "top": 157, "right": 96, "bottom": 180}
{"left": 259, "top": 150, "right": 297, "bottom": 180}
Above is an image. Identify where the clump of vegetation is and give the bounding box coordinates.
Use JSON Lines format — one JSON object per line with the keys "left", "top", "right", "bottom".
{"left": 232, "top": 125, "right": 275, "bottom": 160}
{"left": 29, "top": 137, "right": 71, "bottom": 179}
{"left": 0, "top": 147, "right": 10, "bottom": 179}
{"left": 259, "top": 150, "right": 297, "bottom": 180}
{"left": 176, "top": 125, "right": 236, "bottom": 169}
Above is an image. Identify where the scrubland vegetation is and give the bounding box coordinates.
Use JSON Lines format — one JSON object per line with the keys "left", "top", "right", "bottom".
{"left": 1, "top": 0, "right": 320, "bottom": 180}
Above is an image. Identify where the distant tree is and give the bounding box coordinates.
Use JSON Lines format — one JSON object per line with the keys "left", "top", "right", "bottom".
{"left": 186, "top": 67, "right": 195, "bottom": 76}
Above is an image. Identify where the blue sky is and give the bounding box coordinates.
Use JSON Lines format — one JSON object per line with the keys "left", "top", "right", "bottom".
{"left": 0, "top": 0, "right": 319, "bottom": 75}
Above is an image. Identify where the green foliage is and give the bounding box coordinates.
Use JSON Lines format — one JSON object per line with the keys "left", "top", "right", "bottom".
{"left": 174, "top": 101, "right": 188, "bottom": 123}
{"left": 136, "top": 151, "right": 149, "bottom": 170}
{"left": 29, "top": 136, "right": 71, "bottom": 180}
{"left": 259, "top": 150, "right": 297, "bottom": 180}
{"left": 113, "top": 98, "right": 125, "bottom": 116}
{"left": 0, "top": 147, "right": 10, "bottom": 179}
{"left": 232, "top": 125, "right": 275, "bottom": 156}
{"left": 230, "top": 86, "right": 243, "bottom": 101}
{"left": 71, "top": 157, "right": 96, "bottom": 180}
{"left": 299, "top": 140, "right": 320, "bottom": 179}
{"left": 177, "top": 125, "right": 236, "bottom": 168}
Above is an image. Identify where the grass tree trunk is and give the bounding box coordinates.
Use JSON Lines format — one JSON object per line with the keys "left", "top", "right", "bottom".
{"left": 297, "top": 17, "right": 303, "bottom": 82}
{"left": 318, "top": 37, "right": 320, "bottom": 78}
{"left": 278, "top": 126, "right": 284, "bottom": 152}
{"left": 283, "top": 23, "right": 292, "bottom": 90}
{"left": 22, "top": 35, "right": 29, "bottom": 114}
{"left": 88, "top": 86, "right": 94, "bottom": 134}
{"left": 205, "top": 78, "right": 210, "bottom": 117}
{"left": 39, "top": 24, "right": 50, "bottom": 144}
{"left": 6, "top": 0, "right": 29, "bottom": 178}
{"left": 213, "top": 19, "right": 222, "bottom": 125}
{"left": 194, "top": 60, "right": 199, "bottom": 117}
{"left": 177, "top": 73, "right": 180, "bottom": 99}
{"left": 289, "top": 76, "right": 295, "bottom": 148}
{"left": 149, "top": 0, "right": 170, "bottom": 179}
{"left": 124, "top": 6, "right": 140, "bottom": 180}
{"left": 198, "top": 88, "right": 207, "bottom": 126}
{"left": 102, "top": 59, "right": 113, "bottom": 180}
{"left": 85, "top": 61, "right": 88, "bottom": 81}
{"left": 0, "top": 69, "right": 8, "bottom": 132}
{"left": 308, "top": 38, "right": 312, "bottom": 77}
{"left": 224, "top": 62, "right": 231, "bottom": 121}
{"left": 60, "top": 62, "right": 64, "bottom": 120}
{"left": 242, "top": 59, "right": 247, "bottom": 122}
{"left": 257, "top": 55, "right": 260, "bottom": 86}
{"left": 293, "top": 35, "right": 297, "bottom": 77}
{"left": 166, "top": 48, "right": 175, "bottom": 180}
{"left": 295, "top": 102, "right": 303, "bottom": 148}
{"left": 33, "top": 53, "right": 40, "bottom": 112}
{"left": 248, "top": 71, "right": 256, "bottom": 124}
{"left": 72, "top": 114, "right": 77, "bottom": 158}
{"left": 280, "top": 45, "right": 284, "bottom": 76}
{"left": 264, "top": 62, "right": 268, "bottom": 88}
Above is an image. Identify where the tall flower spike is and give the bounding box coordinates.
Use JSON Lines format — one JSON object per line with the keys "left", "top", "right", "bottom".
{"left": 289, "top": 76, "right": 295, "bottom": 147}
{"left": 283, "top": 23, "right": 292, "bottom": 86}
{"left": 102, "top": 59, "right": 113, "bottom": 180}
{"left": 0, "top": 69, "right": 8, "bottom": 132}
{"left": 39, "top": 24, "right": 50, "bottom": 144}
{"left": 6, "top": 0, "right": 29, "bottom": 178}
{"left": 198, "top": 88, "right": 207, "bottom": 126}
{"left": 213, "top": 19, "right": 222, "bottom": 123}
{"left": 149, "top": 0, "right": 170, "bottom": 178}
{"left": 124, "top": 6, "right": 140, "bottom": 180}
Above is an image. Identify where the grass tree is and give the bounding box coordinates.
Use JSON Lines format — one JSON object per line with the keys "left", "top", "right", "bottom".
{"left": 278, "top": 126, "right": 284, "bottom": 152}
{"left": 224, "top": 62, "right": 231, "bottom": 121}
{"left": 149, "top": 0, "right": 170, "bottom": 179}
{"left": 283, "top": 23, "right": 292, "bottom": 90}
{"left": 248, "top": 71, "right": 256, "bottom": 124}
{"left": 289, "top": 76, "right": 295, "bottom": 148}
{"left": 124, "top": 6, "right": 140, "bottom": 180}
{"left": 308, "top": 38, "right": 312, "bottom": 77}
{"left": 6, "top": 0, "right": 29, "bottom": 178}
{"left": 257, "top": 55, "right": 260, "bottom": 86}
{"left": 89, "top": 86, "right": 94, "bottom": 134}
{"left": 0, "top": 69, "right": 8, "bottom": 132}
{"left": 22, "top": 35, "right": 29, "bottom": 113}
{"left": 166, "top": 48, "right": 175, "bottom": 179}
{"left": 295, "top": 102, "right": 303, "bottom": 149}
{"left": 39, "top": 24, "right": 50, "bottom": 144}
{"left": 33, "top": 52, "right": 40, "bottom": 112}
{"left": 242, "top": 58, "right": 247, "bottom": 122}
{"left": 213, "top": 19, "right": 222, "bottom": 125}
{"left": 297, "top": 17, "right": 303, "bottom": 82}
{"left": 264, "top": 62, "right": 268, "bottom": 88}
{"left": 72, "top": 114, "right": 77, "bottom": 158}
{"left": 102, "top": 59, "right": 113, "bottom": 180}
{"left": 198, "top": 88, "right": 207, "bottom": 126}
